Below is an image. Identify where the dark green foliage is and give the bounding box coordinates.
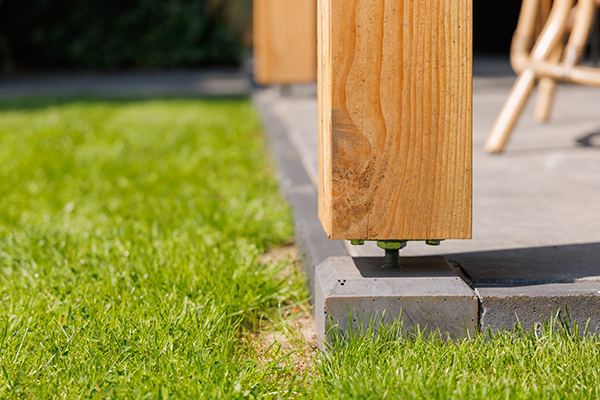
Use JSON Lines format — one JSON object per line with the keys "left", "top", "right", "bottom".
{"left": 0, "top": 0, "right": 243, "bottom": 70}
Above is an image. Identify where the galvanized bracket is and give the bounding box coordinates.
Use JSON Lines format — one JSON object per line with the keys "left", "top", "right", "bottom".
{"left": 348, "top": 239, "right": 445, "bottom": 268}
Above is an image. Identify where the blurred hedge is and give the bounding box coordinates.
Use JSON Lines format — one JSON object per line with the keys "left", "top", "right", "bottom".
{"left": 0, "top": 0, "right": 244, "bottom": 70}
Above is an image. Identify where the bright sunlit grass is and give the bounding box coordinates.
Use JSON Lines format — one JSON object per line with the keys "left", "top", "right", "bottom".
{"left": 314, "top": 319, "right": 600, "bottom": 399}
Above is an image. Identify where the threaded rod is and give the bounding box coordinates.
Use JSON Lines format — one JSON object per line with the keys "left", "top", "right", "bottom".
{"left": 383, "top": 248, "right": 400, "bottom": 268}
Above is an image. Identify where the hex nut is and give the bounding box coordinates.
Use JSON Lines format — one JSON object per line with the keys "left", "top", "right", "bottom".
{"left": 377, "top": 240, "right": 407, "bottom": 250}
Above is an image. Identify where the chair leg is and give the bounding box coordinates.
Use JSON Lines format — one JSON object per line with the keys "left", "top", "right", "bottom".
{"left": 485, "top": 0, "right": 575, "bottom": 153}
{"left": 534, "top": 43, "right": 564, "bottom": 122}
{"left": 484, "top": 69, "right": 537, "bottom": 153}
{"left": 534, "top": 77, "right": 557, "bottom": 122}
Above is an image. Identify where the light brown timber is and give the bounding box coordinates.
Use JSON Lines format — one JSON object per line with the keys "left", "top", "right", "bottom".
{"left": 318, "top": 0, "right": 473, "bottom": 240}
{"left": 253, "top": 0, "right": 317, "bottom": 85}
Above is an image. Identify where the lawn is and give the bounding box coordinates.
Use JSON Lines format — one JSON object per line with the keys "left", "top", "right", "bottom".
{"left": 0, "top": 97, "right": 598, "bottom": 399}
{"left": 0, "top": 97, "right": 307, "bottom": 398}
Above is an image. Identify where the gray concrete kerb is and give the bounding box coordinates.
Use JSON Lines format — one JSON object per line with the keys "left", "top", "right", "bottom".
{"left": 314, "top": 256, "right": 479, "bottom": 345}
{"left": 476, "top": 284, "right": 600, "bottom": 334}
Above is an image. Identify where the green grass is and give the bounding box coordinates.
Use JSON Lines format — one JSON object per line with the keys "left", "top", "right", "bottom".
{"left": 0, "top": 97, "right": 305, "bottom": 398}
{"left": 314, "top": 320, "right": 600, "bottom": 399}
{"left": 0, "top": 96, "right": 599, "bottom": 399}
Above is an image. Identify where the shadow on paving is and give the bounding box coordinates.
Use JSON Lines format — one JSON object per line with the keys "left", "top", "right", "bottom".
{"left": 354, "top": 257, "right": 457, "bottom": 278}
{"left": 449, "top": 242, "right": 600, "bottom": 286}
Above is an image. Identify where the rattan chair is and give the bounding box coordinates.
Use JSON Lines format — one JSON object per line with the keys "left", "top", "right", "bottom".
{"left": 485, "top": 0, "right": 600, "bottom": 153}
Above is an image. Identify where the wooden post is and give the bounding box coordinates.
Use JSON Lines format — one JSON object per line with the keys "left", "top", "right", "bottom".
{"left": 318, "top": 0, "right": 473, "bottom": 241}
{"left": 253, "top": 0, "right": 317, "bottom": 85}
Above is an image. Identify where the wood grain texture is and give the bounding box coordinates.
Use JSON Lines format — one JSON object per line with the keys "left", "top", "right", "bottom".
{"left": 253, "top": 0, "right": 317, "bottom": 85}
{"left": 318, "top": 0, "right": 472, "bottom": 240}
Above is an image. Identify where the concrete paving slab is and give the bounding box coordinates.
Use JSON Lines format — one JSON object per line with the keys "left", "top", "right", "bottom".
{"left": 314, "top": 256, "right": 479, "bottom": 344}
